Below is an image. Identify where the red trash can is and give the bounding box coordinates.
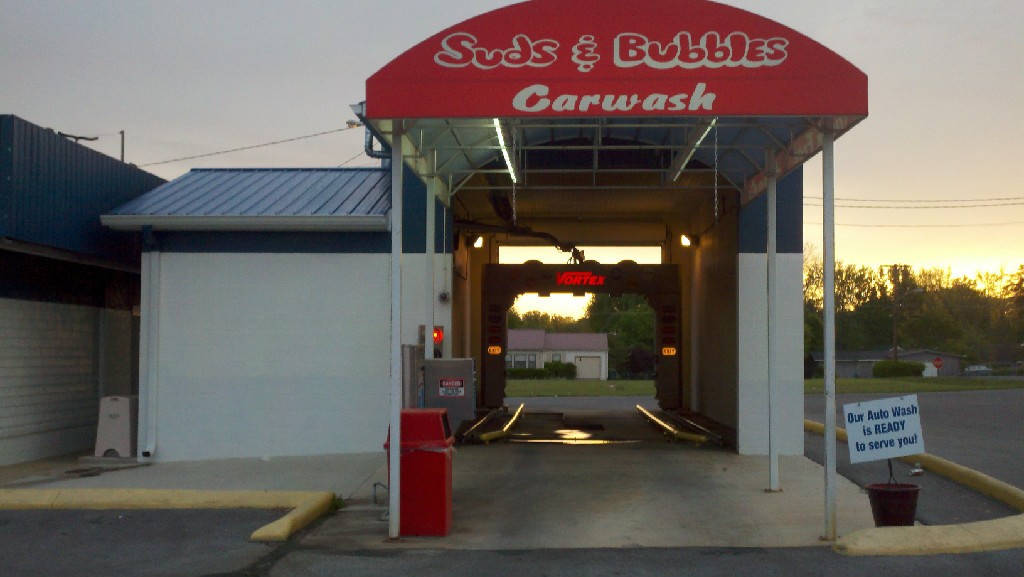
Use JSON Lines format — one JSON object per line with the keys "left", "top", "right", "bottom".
{"left": 383, "top": 408, "right": 454, "bottom": 536}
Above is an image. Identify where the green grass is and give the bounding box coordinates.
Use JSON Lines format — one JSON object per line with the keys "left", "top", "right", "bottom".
{"left": 507, "top": 377, "right": 1024, "bottom": 397}
{"left": 804, "top": 377, "right": 1024, "bottom": 395}
{"left": 506, "top": 379, "right": 656, "bottom": 397}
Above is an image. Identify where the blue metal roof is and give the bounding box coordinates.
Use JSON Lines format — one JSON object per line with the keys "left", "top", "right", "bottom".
{"left": 103, "top": 168, "right": 391, "bottom": 232}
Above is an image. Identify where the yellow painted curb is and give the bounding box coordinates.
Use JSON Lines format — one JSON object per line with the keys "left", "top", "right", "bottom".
{"left": 804, "top": 419, "right": 1024, "bottom": 555}
{"left": 0, "top": 488, "right": 335, "bottom": 542}
{"left": 835, "top": 516, "right": 1024, "bottom": 556}
{"left": 900, "top": 453, "right": 1024, "bottom": 513}
{"left": 249, "top": 492, "right": 335, "bottom": 542}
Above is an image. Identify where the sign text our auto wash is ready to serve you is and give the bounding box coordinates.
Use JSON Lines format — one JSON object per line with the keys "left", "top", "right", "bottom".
{"left": 844, "top": 395, "right": 925, "bottom": 464}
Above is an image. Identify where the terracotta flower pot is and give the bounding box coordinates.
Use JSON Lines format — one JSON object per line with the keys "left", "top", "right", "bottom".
{"left": 865, "top": 483, "right": 920, "bottom": 527}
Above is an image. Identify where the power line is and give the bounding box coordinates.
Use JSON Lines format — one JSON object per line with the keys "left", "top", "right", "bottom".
{"left": 338, "top": 150, "right": 368, "bottom": 167}
{"left": 139, "top": 126, "right": 359, "bottom": 167}
{"left": 804, "top": 220, "right": 1024, "bottom": 228}
{"left": 805, "top": 194, "right": 1024, "bottom": 203}
{"left": 804, "top": 201, "right": 1024, "bottom": 209}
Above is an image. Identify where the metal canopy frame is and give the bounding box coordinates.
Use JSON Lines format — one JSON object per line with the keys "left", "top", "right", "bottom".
{"left": 362, "top": 113, "right": 862, "bottom": 210}
{"left": 369, "top": 110, "right": 853, "bottom": 543}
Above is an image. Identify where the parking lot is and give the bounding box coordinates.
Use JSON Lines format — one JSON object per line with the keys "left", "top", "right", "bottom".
{"left": 2, "top": 390, "right": 1024, "bottom": 576}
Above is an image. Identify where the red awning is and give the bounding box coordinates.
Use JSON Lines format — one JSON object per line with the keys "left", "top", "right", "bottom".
{"left": 366, "top": 0, "right": 867, "bottom": 119}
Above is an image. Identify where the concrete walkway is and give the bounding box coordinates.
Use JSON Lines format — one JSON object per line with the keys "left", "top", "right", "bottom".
{"left": 1, "top": 398, "right": 875, "bottom": 550}
{"left": 4, "top": 396, "right": 1024, "bottom": 557}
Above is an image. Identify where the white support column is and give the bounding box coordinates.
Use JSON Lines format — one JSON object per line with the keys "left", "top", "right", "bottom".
{"left": 139, "top": 249, "right": 161, "bottom": 461}
{"left": 426, "top": 180, "right": 436, "bottom": 358}
{"left": 766, "top": 152, "right": 780, "bottom": 492}
{"left": 689, "top": 251, "right": 701, "bottom": 412}
{"left": 389, "top": 126, "right": 405, "bottom": 540}
{"left": 822, "top": 128, "right": 838, "bottom": 541}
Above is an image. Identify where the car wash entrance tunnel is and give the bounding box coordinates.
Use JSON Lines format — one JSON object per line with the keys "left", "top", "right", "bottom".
{"left": 480, "top": 262, "right": 684, "bottom": 411}
{"left": 353, "top": 0, "right": 866, "bottom": 539}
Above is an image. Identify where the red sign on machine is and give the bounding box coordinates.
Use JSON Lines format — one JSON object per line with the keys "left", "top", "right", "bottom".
{"left": 439, "top": 378, "right": 465, "bottom": 398}
{"left": 556, "top": 271, "right": 606, "bottom": 286}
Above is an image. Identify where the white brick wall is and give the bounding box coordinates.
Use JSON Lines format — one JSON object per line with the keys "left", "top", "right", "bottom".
{"left": 0, "top": 298, "right": 100, "bottom": 466}
{"left": 141, "top": 252, "right": 394, "bottom": 462}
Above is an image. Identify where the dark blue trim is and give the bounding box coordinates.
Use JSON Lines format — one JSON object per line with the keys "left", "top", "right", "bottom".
{"left": 738, "top": 166, "right": 803, "bottom": 254}
{"left": 150, "top": 231, "right": 391, "bottom": 254}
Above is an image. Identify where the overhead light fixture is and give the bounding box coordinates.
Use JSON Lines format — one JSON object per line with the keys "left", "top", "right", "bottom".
{"left": 473, "top": 236, "right": 484, "bottom": 248}
{"left": 672, "top": 117, "right": 718, "bottom": 182}
{"left": 493, "top": 118, "right": 518, "bottom": 184}
{"left": 680, "top": 234, "right": 692, "bottom": 247}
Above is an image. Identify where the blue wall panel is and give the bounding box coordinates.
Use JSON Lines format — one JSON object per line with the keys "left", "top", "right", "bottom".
{"left": 402, "top": 165, "right": 427, "bottom": 254}
{"left": 737, "top": 166, "right": 803, "bottom": 254}
{"left": 0, "top": 115, "right": 165, "bottom": 262}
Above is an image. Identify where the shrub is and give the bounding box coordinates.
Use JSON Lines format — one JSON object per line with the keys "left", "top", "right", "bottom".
{"left": 872, "top": 360, "right": 925, "bottom": 378}
{"left": 544, "top": 361, "right": 577, "bottom": 379}
{"left": 506, "top": 362, "right": 578, "bottom": 380}
{"left": 507, "top": 368, "right": 547, "bottom": 380}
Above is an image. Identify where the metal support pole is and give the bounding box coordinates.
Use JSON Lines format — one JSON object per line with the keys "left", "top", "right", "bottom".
{"left": 389, "top": 125, "right": 405, "bottom": 540}
{"left": 689, "top": 250, "right": 701, "bottom": 413}
{"left": 426, "top": 180, "right": 436, "bottom": 359}
{"left": 767, "top": 152, "right": 780, "bottom": 492}
{"left": 822, "top": 129, "right": 838, "bottom": 541}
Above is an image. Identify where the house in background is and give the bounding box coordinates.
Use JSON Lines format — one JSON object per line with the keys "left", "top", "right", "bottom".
{"left": 811, "top": 348, "right": 963, "bottom": 378}
{"left": 0, "top": 115, "right": 164, "bottom": 466}
{"left": 507, "top": 329, "right": 609, "bottom": 380}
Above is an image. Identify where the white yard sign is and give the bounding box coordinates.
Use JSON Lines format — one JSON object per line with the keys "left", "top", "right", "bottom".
{"left": 843, "top": 395, "right": 925, "bottom": 464}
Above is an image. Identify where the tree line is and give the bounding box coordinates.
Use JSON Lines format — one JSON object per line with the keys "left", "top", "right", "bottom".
{"left": 804, "top": 247, "right": 1024, "bottom": 367}
{"left": 507, "top": 255, "right": 1024, "bottom": 375}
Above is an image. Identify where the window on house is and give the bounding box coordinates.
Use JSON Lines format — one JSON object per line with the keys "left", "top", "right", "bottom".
{"left": 505, "top": 354, "right": 512, "bottom": 369}
{"left": 528, "top": 354, "right": 537, "bottom": 368}
{"left": 552, "top": 353, "right": 561, "bottom": 363}
{"left": 514, "top": 354, "right": 527, "bottom": 368}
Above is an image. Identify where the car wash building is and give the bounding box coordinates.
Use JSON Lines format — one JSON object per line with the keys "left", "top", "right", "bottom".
{"left": 103, "top": 0, "right": 865, "bottom": 494}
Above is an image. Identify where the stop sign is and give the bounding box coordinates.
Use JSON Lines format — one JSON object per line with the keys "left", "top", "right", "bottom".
{"left": 933, "top": 357, "right": 944, "bottom": 369}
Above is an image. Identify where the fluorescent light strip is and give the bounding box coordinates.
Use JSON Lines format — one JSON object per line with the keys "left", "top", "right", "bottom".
{"left": 673, "top": 117, "right": 718, "bottom": 182}
{"left": 493, "top": 118, "right": 518, "bottom": 184}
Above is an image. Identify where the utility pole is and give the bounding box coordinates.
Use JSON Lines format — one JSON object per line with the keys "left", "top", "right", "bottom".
{"left": 892, "top": 294, "right": 900, "bottom": 362}
{"left": 889, "top": 264, "right": 923, "bottom": 362}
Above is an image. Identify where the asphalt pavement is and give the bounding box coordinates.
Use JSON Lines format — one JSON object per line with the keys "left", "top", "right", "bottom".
{"left": 2, "top": 390, "right": 1024, "bottom": 576}
{"left": 804, "top": 388, "right": 1024, "bottom": 525}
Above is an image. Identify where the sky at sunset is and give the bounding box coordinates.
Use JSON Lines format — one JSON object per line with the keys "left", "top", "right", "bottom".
{"left": 3, "top": 1, "right": 1021, "bottom": 300}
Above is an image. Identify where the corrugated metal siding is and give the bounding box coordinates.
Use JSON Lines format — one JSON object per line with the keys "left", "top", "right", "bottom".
{"left": 109, "top": 168, "right": 390, "bottom": 218}
{"left": 0, "top": 298, "right": 99, "bottom": 464}
{"left": 0, "top": 115, "right": 165, "bottom": 261}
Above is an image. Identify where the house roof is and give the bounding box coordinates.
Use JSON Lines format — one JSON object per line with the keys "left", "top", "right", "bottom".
{"left": 508, "top": 329, "right": 608, "bottom": 352}
{"left": 508, "top": 329, "right": 546, "bottom": 350}
{"left": 102, "top": 167, "right": 390, "bottom": 232}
